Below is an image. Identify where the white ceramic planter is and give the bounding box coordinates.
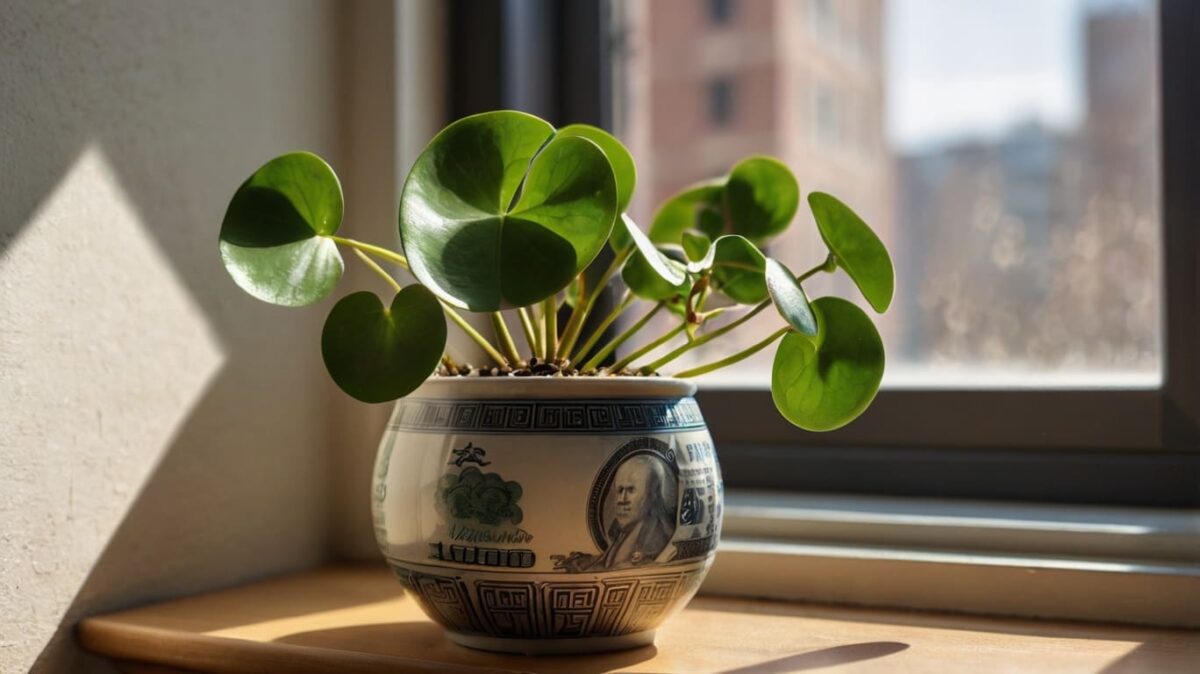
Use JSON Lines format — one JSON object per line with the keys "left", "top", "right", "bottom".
{"left": 372, "top": 376, "right": 723, "bottom": 654}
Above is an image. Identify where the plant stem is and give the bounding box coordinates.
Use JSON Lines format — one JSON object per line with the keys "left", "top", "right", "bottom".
{"left": 557, "top": 274, "right": 587, "bottom": 360}
{"left": 517, "top": 306, "right": 540, "bottom": 357}
{"left": 352, "top": 249, "right": 402, "bottom": 294}
{"left": 673, "top": 327, "right": 791, "bottom": 378}
{"left": 543, "top": 296, "right": 558, "bottom": 360}
{"left": 533, "top": 304, "right": 547, "bottom": 360}
{"left": 443, "top": 304, "right": 508, "bottom": 367}
{"left": 797, "top": 254, "right": 835, "bottom": 283}
{"left": 491, "top": 312, "right": 523, "bottom": 365}
{"left": 581, "top": 302, "right": 664, "bottom": 372}
{"left": 330, "top": 236, "right": 409, "bottom": 269}
{"left": 557, "top": 247, "right": 632, "bottom": 357}
{"left": 641, "top": 299, "right": 771, "bottom": 373}
{"left": 346, "top": 244, "right": 506, "bottom": 367}
{"left": 609, "top": 323, "right": 685, "bottom": 373}
{"left": 571, "top": 289, "right": 634, "bottom": 363}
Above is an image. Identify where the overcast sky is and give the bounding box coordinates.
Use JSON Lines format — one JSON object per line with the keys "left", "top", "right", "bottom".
{"left": 884, "top": 0, "right": 1151, "bottom": 152}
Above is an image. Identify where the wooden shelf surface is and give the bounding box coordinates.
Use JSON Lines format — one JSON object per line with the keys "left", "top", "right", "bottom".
{"left": 79, "top": 564, "right": 1199, "bottom": 673}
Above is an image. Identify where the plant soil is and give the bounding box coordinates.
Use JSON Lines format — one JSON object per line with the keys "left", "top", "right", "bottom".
{"left": 436, "top": 357, "right": 659, "bottom": 378}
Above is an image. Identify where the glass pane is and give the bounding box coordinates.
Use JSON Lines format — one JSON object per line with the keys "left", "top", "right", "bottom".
{"left": 612, "top": 0, "right": 1161, "bottom": 388}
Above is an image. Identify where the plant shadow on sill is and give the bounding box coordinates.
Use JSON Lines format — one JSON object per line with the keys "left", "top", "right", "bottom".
{"left": 273, "top": 622, "right": 658, "bottom": 674}
{"left": 716, "top": 641, "right": 909, "bottom": 674}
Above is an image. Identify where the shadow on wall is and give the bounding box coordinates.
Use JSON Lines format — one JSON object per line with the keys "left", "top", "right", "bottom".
{"left": 0, "top": 2, "right": 367, "bottom": 671}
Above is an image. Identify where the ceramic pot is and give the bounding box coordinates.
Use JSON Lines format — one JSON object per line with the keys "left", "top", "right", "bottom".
{"left": 372, "top": 376, "right": 723, "bottom": 655}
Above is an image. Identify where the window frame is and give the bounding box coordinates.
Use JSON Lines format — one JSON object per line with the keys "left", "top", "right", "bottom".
{"left": 450, "top": 0, "right": 1200, "bottom": 507}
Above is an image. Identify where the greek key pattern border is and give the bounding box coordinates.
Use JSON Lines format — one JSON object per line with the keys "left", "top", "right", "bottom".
{"left": 391, "top": 398, "right": 706, "bottom": 434}
{"left": 390, "top": 562, "right": 707, "bottom": 639}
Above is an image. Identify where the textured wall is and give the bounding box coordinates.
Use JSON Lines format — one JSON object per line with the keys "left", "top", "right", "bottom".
{"left": 0, "top": 2, "right": 342, "bottom": 671}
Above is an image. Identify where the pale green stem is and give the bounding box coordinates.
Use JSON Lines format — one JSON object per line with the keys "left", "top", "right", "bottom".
{"left": 582, "top": 302, "right": 663, "bottom": 372}
{"left": 543, "top": 296, "right": 558, "bottom": 360}
{"left": 347, "top": 246, "right": 505, "bottom": 366}
{"left": 672, "top": 327, "right": 791, "bottom": 378}
{"left": 795, "top": 254, "right": 836, "bottom": 284}
{"left": 352, "top": 249, "right": 401, "bottom": 294}
{"left": 330, "top": 236, "right": 409, "bottom": 268}
{"left": 570, "top": 289, "right": 634, "bottom": 364}
{"left": 443, "top": 305, "right": 508, "bottom": 367}
{"left": 557, "top": 274, "right": 588, "bottom": 360}
{"left": 558, "top": 247, "right": 633, "bottom": 357}
{"left": 491, "top": 312, "right": 523, "bottom": 365}
{"left": 609, "top": 324, "right": 685, "bottom": 373}
{"left": 641, "top": 300, "right": 771, "bottom": 373}
{"left": 517, "top": 306, "right": 540, "bottom": 357}
{"left": 534, "top": 303, "right": 547, "bottom": 360}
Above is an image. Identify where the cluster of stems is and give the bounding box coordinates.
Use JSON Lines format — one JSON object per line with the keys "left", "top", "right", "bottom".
{"left": 330, "top": 236, "right": 827, "bottom": 379}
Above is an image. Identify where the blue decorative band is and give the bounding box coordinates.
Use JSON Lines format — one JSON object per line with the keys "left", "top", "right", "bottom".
{"left": 391, "top": 397, "right": 707, "bottom": 434}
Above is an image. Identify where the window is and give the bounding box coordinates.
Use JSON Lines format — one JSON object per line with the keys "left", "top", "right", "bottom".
{"left": 812, "top": 81, "right": 838, "bottom": 146}
{"left": 808, "top": 0, "right": 835, "bottom": 37}
{"left": 708, "top": 77, "right": 734, "bottom": 127}
{"left": 453, "top": 0, "right": 1198, "bottom": 506}
{"left": 707, "top": 0, "right": 735, "bottom": 25}
{"left": 618, "top": 0, "right": 1162, "bottom": 387}
{"left": 605, "top": 0, "right": 1196, "bottom": 506}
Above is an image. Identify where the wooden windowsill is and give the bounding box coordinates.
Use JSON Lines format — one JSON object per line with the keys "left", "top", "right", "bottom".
{"left": 79, "top": 564, "right": 1200, "bottom": 673}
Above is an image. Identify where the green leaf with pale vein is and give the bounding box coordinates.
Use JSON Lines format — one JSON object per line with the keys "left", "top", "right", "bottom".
{"left": 321, "top": 286, "right": 446, "bottom": 403}
{"left": 399, "top": 111, "right": 617, "bottom": 310}
{"left": 771, "top": 297, "right": 884, "bottom": 431}
{"left": 219, "top": 152, "right": 344, "bottom": 307}
{"left": 808, "top": 192, "right": 894, "bottom": 313}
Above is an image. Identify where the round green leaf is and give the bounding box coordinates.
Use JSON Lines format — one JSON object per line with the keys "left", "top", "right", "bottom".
{"left": 683, "top": 232, "right": 716, "bottom": 274}
{"left": 623, "top": 214, "right": 684, "bottom": 286}
{"left": 400, "top": 111, "right": 617, "bottom": 311}
{"left": 623, "top": 249, "right": 689, "bottom": 301}
{"left": 765, "top": 258, "right": 817, "bottom": 336}
{"left": 711, "top": 235, "right": 767, "bottom": 304}
{"left": 723, "top": 156, "right": 799, "bottom": 244}
{"left": 218, "top": 152, "right": 345, "bottom": 307}
{"left": 610, "top": 217, "right": 632, "bottom": 253}
{"left": 696, "top": 205, "right": 725, "bottom": 241}
{"left": 808, "top": 192, "right": 894, "bottom": 313}
{"left": 321, "top": 286, "right": 446, "bottom": 403}
{"left": 771, "top": 297, "right": 884, "bottom": 431}
{"left": 682, "top": 231, "right": 711, "bottom": 263}
{"left": 563, "top": 276, "right": 582, "bottom": 308}
{"left": 558, "top": 124, "right": 636, "bottom": 214}
{"left": 648, "top": 179, "right": 724, "bottom": 245}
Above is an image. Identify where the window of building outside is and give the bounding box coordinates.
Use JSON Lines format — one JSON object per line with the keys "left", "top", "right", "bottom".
{"left": 708, "top": 0, "right": 735, "bottom": 25}
{"left": 708, "top": 77, "right": 735, "bottom": 127}
{"left": 813, "top": 81, "right": 838, "bottom": 147}
{"left": 614, "top": 0, "right": 1161, "bottom": 390}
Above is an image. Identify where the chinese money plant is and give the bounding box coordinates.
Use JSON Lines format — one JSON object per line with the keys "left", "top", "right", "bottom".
{"left": 219, "top": 111, "right": 894, "bottom": 431}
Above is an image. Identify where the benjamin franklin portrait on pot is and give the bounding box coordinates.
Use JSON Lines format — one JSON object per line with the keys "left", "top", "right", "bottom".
{"left": 593, "top": 454, "right": 678, "bottom": 569}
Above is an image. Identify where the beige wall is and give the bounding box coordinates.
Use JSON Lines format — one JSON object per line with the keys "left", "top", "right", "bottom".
{"left": 0, "top": 2, "right": 352, "bottom": 671}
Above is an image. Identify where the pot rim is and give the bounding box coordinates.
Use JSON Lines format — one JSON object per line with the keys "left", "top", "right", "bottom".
{"left": 409, "top": 375, "right": 697, "bottom": 400}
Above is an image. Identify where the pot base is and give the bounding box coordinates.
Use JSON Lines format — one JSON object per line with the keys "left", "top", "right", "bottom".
{"left": 446, "top": 629, "right": 657, "bottom": 655}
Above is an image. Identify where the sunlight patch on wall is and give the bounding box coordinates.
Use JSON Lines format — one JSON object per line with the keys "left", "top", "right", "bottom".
{"left": 0, "top": 145, "right": 225, "bottom": 671}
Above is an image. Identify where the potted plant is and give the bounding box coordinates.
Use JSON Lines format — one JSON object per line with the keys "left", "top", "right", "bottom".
{"left": 218, "top": 110, "right": 893, "bottom": 654}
